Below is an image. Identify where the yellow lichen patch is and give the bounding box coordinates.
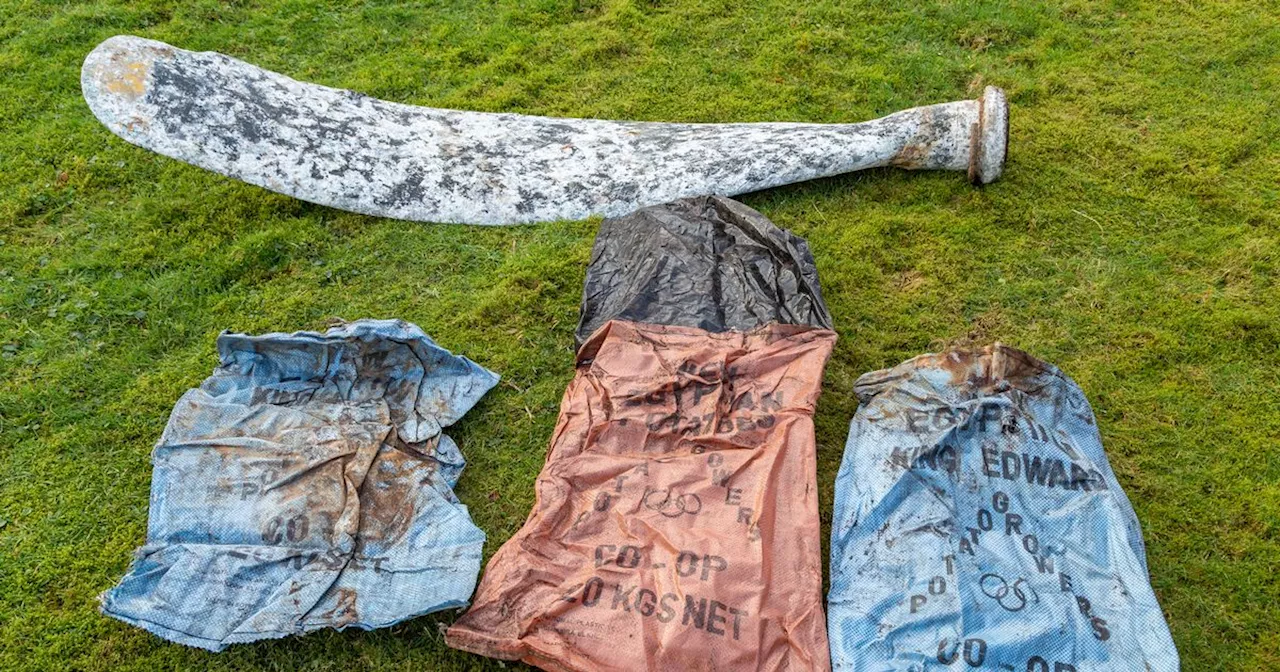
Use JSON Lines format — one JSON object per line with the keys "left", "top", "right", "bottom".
{"left": 101, "top": 59, "right": 150, "bottom": 101}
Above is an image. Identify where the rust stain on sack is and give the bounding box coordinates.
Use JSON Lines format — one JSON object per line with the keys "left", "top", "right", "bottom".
{"left": 852, "top": 344, "right": 1057, "bottom": 428}
{"left": 318, "top": 588, "right": 360, "bottom": 628}
{"left": 923, "top": 343, "right": 1052, "bottom": 396}
{"left": 356, "top": 443, "right": 423, "bottom": 546}
{"left": 96, "top": 320, "right": 497, "bottom": 651}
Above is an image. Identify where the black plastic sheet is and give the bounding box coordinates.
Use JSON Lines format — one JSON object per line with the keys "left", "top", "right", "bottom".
{"left": 575, "top": 195, "right": 832, "bottom": 346}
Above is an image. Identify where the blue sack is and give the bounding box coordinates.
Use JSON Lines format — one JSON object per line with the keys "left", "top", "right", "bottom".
{"left": 100, "top": 319, "right": 499, "bottom": 651}
{"left": 828, "top": 345, "right": 1178, "bottom": 672}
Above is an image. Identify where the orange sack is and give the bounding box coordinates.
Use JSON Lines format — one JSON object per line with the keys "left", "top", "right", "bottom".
{"left": 447, "top": 196, "right": 836, "bottom": 671}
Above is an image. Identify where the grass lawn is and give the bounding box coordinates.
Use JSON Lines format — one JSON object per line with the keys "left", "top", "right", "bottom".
{"left": 2, "top": 0, "right": 1278, "bottom": 669}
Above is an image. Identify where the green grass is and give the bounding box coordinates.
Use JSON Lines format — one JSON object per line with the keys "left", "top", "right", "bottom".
{"left": 1, "top": 0, "right": 1278, "bottom": 669}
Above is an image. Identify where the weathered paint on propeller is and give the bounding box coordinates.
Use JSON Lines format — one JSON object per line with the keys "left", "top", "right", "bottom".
{"left": 83, "top": 35, "right": 1007, "bottom": 225}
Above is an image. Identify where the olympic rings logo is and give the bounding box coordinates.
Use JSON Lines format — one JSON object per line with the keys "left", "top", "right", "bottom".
{"left": 642, "top": 487, "right": 703, "bottom": 518}
{"left": 979, "top": 573, "right": 1038, "bottom": 613}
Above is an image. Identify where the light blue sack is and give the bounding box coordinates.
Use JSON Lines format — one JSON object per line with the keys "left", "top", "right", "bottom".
{"left": 100, "top": 319, "right": 498, "bottom": 651}
{"left": 829, "top": 345, "right": 1178, "bottom": 672}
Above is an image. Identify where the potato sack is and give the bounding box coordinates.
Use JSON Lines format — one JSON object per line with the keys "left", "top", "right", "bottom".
{"left": 828, "top": 346, "right": 1178, "bottom": 671}
{"left": 447, "top": 196, "right": 837, "bottom": 671}
{"left": 100, "top": 320, "right": 498, "bottom": 651}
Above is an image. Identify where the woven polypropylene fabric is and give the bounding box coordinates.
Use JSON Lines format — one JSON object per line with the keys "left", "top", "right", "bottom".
{"left": 100, "top": 319, "right": 498, "bottom": 651}
{"left": 448, "top": 321, "right": 835, "bottom": 671}
{"left": 448, "top": 197, "right": 835, "bottom": 671}
{"left": 828, "top": 345, "right": 1178, "bottom": 672}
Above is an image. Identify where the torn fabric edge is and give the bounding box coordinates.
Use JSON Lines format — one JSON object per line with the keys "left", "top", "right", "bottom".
{"left": 100, "top": 319, "right": 499, "bottom": 651}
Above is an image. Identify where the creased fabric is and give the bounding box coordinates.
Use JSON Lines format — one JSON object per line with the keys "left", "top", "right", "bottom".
{"left": 575, "top": 194, "right": 832, "bottom": 346}
{"left": 828, "top": 345, "right": 1179, "bottom": 671}
{"left": 448, "top": 196, "right": 835, "bottom": 671}
{"left": 100, "top": 319, "right": 499, "bottom": 651}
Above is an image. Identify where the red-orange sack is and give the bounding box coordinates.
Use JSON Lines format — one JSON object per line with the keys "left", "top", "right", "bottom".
{"left": 447, "top": 196, "right": 836, "bottom": 671}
